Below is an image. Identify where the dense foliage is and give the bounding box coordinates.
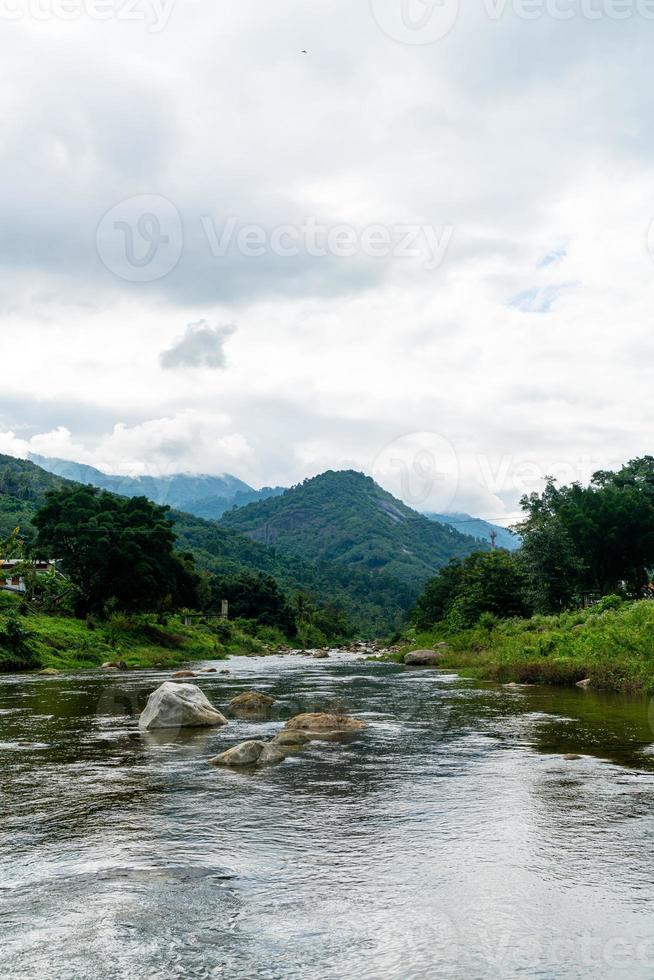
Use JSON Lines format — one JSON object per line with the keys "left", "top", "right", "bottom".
{"left": 402, "top": 596, "right": 654, "bottom": 694}
{"left": 219, "top": 469, "right": 484, "bottom": 586}
{"left": 209, "top": 571, "right": 297, "bottom": 634}
{"left": 413, "top": 550, "right": 530, "bottom": 630}
{"left": 414, "top": 456, "right": 654, "bottom": 632}
{"left": 33, "top": 486, "right": 199, "bottom": 616}
{"left": 0, "top": 455, "right": 416, "bottom": 635}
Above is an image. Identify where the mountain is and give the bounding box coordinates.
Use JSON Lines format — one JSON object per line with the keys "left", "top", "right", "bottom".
{"left": 0, "top": 455, "right": 413, "bottom": 634}
{"left": 218, "top": 470, "right": 485, "bottom": 587}
{"left": 28, "top": 455, "right": 285, "bottom": 520}
{"left": 424, "top": 512, "right": 521, "bottom": 551}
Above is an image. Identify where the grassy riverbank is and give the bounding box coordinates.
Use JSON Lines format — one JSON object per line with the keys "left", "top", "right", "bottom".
{"left": 396, "top": 597, "right": 654, "bottom": 694}
{"left": 0, "top": 593, "right": 287, "bottom": 673}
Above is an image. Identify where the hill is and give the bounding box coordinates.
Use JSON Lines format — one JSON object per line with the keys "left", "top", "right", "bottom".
{"left": 29, "top": 454, "right": 285, "bottom": 520}
{"left": 424, "top": 512, "right": 520, "bottom": 551}
{"left": 0, "top": 455, "right": 413, "bottom": 634}
{"left": 218, "top": 470, "right": 485, "bottom": 587}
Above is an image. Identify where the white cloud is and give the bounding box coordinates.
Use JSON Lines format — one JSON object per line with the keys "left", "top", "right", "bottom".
{"left": 0, "top": 6, "right": 652, "bottom": 520}
{"left": 160, "top": 321, "right": 236, "bottom": 370}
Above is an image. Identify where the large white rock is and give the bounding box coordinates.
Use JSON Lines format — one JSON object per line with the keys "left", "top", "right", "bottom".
{"left": 138, "top": 682, "right": 228, "bottom": 731}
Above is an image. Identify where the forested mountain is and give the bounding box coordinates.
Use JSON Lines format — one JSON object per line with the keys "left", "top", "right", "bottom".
{"left": 29, "top": 454, "right": 284, "bottom": 520}
{"left": 219, "top": 470, "right": 485, "bottom": 586}
{"left": 0, "top": 455, "right": 413, "bottom": 633}
{"left": 424, "top": 512, "right": 520, "bottom": 551}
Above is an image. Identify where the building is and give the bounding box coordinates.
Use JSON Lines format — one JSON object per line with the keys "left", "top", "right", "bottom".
{"left": 0, "top": 560, "right": 58, "bottom": 595}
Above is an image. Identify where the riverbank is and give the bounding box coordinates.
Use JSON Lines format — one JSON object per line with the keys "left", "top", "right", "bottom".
{"left": 0, "top": 594, "right": 288, "bottom": 672}
{"left": 393, "top": 597, "right": 654, "bottom": 695}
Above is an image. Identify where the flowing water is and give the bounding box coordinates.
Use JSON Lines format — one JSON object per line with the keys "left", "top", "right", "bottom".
{"left": 1, "top": 652, "right": 654, "bottom": 979}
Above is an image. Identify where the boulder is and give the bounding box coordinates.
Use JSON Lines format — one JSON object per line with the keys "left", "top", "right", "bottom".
{"left": 171, "top": 670, "right": 196, "bottom": 679}
{"left": 563, "top": 753, "right": 582, "bottom": 761}
{"left": 101, "top": 660, "right": 128, "bottom": 671}
{"left": 576, "top": 678, "right": 592, "bottom": 689}
{"left": 272, "top": 730, "right": 310, "bottom": 747}
{"left": 312, "top": 650, "right": 329, "bottom": 659}
{"left": 209, "top": 740, "right": 284, "bottom": 767}
{"left": 285, "top": 712, "right": 366, "bottom": 733}
{"left": 229, "top": 691, "right": 276, "bottom": 712}
{"left": 38, "top": 667, "right": 59, "bottom": 676}
{"left": 404, "top": 649, "right": 444, "bottom": 667}
{"left": 139, "top": 682, "right": 228, "bottom": 731}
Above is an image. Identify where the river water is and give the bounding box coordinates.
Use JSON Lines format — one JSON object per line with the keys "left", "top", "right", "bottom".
{"left": 1, "top": 652, "right": 654, "bottom": 979}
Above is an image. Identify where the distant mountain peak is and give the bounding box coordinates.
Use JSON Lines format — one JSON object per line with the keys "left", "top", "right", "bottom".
{"left": 219, "top": 468, "right": 485, "bottom": 585}
{"left": 27, "top": 454, "right": 285, "bottom": 520}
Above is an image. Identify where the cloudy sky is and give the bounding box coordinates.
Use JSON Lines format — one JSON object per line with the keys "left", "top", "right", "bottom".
{"left": 1, "top": 1, "right": 654, "bottom": 522}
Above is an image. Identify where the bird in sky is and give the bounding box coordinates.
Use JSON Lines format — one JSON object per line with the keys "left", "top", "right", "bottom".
{"left": 301, "top": 50, "right": 308, "bottom": 54}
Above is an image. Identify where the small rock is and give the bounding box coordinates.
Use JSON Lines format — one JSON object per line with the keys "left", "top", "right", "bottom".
{"left": 203, "top": 668, "right": 218, "bottom": 674}
{"left": 563, "top": 753, "right": 582, "bottom": 761}
{"left": 219, "top": 669, "right": 231, "bottom": 675}
{"left": 229, "top": 691, "right": 276, "bottom": 713}
{"left": 285, "top": 712, "right": 366, "bottom": 733}
{"left": 404, "top": 649, "right": 444, "bottom": 667}
{"left": 139, "top": 682, "right": 228, "bottom": 731}
{"left": 101, "top": 660, "right": 128, "bottom": 671}
{"left": 38, "top": 667, "right": 59, "bottom": 676}
{"left": 312, "top": 650, "right": 329, "bottom": 659}
{"left": 171, "top": 670, "right": 196, "bottom": 679}
{"left": 576, "top": 678, "right": 592, "bottom": 689}
{"left": 209, "top": 740, "right": 284, "bottom": 767}
{"left": 272, "top": 730, "right": 310, "bottom": 747}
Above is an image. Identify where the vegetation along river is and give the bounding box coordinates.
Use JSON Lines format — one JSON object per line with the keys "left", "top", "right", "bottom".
{"left": 2, "top": 652, "right": 654, "bottom": 979}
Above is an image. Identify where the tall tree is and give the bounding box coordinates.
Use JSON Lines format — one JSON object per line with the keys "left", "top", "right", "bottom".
{"left": 33, "top": 486, "right": 198, "bottom": 616}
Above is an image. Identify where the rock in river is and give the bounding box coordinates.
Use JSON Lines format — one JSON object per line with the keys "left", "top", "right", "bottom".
{"left": 209, "top": 740, "right": 285, "bottom": 767}
{"left": 139, "top": 682, "right": 228, "bottom": 731}
{"left": 171, "top": 670, "right": 196, "bottom": 679}
{"left": 272, "top": 730, "right": 310, "bottom": 747}
{"left": 312, "top": 650, "right": 329, "bottom": 659}
{"left": 229, "top": 691, "right": 276, "bottom": 713}
{"left": 285, "top": 712, "right": 366, "bottom": 733}
{"left": 38, "top": 667, "right": 59, "bottom": 676}
{"left": 576, "top": 678, "right": 592, "bottom": 689}
{"left": 404, "top": 649, "right": 444, "bottom": 667}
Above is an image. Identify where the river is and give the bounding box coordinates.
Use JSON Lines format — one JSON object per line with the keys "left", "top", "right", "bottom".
{"left": 1, "top": 652, "right": 654, "bottom": 979}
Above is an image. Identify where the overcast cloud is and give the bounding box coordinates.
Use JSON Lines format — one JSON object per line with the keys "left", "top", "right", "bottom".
{"left": 160, "top": 321, "right": 236, "bottom": 370}
{"left": 0, "top": 3, "right": 653, "bottom": 522}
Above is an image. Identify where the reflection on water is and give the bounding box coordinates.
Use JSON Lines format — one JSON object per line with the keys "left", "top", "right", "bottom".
{"left": 1, "top": 654, "right": 654, "bottom": 979}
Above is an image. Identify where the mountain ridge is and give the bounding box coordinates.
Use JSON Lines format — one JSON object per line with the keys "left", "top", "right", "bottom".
{"left": 28, "top": 454, "right": 285, "bottom": 519}
{"left": 218, "top": 469, "right": 486, "bottom": 586}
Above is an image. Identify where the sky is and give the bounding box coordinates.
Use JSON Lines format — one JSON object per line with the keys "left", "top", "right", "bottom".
{"left": 1, "top": 1, "right": 654, "bottom": 523}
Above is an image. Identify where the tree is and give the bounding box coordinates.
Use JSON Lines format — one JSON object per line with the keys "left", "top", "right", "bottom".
{"left": 413, "top": 559, "right": 465, "bottom": 629}
{"left": 210, "top": 571, "right": 297, "bottom": 635}
{"left": 517, "top": 464, "right": 654, "bottom": 605}
{"left": 33, "top": 486, "right": 199, "bottom": 616}
{"left": 413, "top": 550, "right": 531, "bottom": 630}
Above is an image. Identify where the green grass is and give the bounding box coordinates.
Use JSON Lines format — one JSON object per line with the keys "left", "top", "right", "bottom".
{"left": 0, "top": 593, "right": 286, "bottom": 673}
{"left": 394, "top": 597, "right": 654, "bottom": 694}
